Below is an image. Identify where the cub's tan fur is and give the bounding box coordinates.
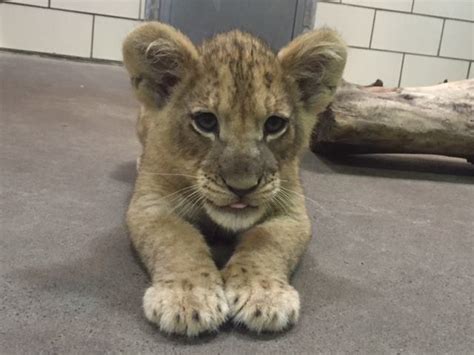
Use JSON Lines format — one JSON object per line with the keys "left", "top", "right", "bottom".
{"left": 123, "top": 22, "right": 346, "bottom": 336}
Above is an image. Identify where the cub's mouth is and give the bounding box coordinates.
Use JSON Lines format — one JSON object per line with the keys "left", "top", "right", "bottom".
{"left": 197, "top": 171, "right": 278, "bottom": 230}
{"left": 205, "top": 199, "right": 260, "bottom": 213}
{"left": 203, "top": 198, "right": 264, "bottom": 231}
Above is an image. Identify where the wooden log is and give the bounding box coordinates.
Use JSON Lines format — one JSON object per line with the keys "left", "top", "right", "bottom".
{"left": 311, "top": 79, "right": 474, "bottom": 163}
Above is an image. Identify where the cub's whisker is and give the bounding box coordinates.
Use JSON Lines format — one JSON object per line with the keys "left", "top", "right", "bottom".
{"left": 174, "top": 190, "right": 203, "bottom": 218}
{"left": 272, "top": 193, "right": 292, "bottom": 215}
{"left": 168, "top": 188, "right": 201, "bottom": 216}
{"left": 139, "top": 185, "right": 199, "bottom": 210}
{"left": 139, "top": 171, "right": 199, "bottom": 179}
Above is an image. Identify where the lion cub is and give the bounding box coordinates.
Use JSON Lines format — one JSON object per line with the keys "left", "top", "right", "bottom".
{"left": 122, "top": 22, "right": 346, "bottom": 336}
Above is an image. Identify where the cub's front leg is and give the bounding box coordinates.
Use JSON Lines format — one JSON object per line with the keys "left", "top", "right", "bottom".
{"left": 127, "top": 189, "right": 229, "bottom": 336}
{"left": 223, "top": 211, "right": 311, "bottom": 332}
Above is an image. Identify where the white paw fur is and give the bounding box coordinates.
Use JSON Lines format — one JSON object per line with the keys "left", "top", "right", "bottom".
{"left": 143, "top": 280, "right": 229, "bottom": 337}
{"left": 224, "top": 274, "right": 300, "bottom": 332}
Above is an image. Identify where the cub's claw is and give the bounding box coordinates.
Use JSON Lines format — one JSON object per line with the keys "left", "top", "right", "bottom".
{"left": 224, "top": 268, "right": 300, "bottom": 332}
{"left": 143, "top": 276, "right": 229, "bottom": 336}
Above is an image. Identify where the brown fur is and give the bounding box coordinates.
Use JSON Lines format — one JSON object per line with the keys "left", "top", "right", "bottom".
{"left": 123, "top": 22, "right": 346, "bottom": 336}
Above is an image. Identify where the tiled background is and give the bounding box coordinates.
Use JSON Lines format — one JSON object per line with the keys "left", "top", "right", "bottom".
{"left": 316, "top": 0, "right": 473, "bottom": 86}
{"left": 0, "top": 1, "right": 144, "bottom": 60}
{"left": 0, "top": 0, "right": 473, "bottom": 87}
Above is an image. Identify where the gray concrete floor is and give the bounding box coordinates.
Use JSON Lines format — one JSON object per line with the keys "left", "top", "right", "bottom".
{"left": 1, "top": 51, "right": 473, "bottom": 354}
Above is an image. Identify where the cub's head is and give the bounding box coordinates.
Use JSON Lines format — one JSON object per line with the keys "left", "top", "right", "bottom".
{"left": 123, "top": 23, "right": 346, "bottom": 231}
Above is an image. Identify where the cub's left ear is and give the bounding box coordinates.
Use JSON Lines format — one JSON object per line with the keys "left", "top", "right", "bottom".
{"left": 278, "top": 28, "right": 347, "bottom": 112}
{"left": 122, "top": 22, "right": 199, "bottom": 108}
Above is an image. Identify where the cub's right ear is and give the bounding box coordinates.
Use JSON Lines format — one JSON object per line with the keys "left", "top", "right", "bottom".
{"left": 122, "top": 22, "right": 199, "bottom": 107}
{"left": 278, "top": 28, "right": 347, "bottom": 113}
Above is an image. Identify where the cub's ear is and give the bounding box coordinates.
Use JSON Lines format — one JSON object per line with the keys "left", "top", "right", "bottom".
{"left": 122, "top": 22, "right": 199, "bottom": 107}
{"left": 278, "top": 28, "right": 347, "bottom": 112}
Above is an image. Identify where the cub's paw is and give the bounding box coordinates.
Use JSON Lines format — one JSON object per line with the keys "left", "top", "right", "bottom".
{"left": 143, "top": 275, "right": 229, "bottom": 337}
{"left": 224, "top": 269, "right": 300, "bottom": 333}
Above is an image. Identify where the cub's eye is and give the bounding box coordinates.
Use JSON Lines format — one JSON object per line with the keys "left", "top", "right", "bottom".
{"left": 264, "top": 115, "right": 288, "bottom": 136}
{"left": 192, "top": 112, "right": 218, "bottom": 134}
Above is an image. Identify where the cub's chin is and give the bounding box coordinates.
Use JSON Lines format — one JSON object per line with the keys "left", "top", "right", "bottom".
{"left": 203, "top": 201, "right": 266, "bottom": 232}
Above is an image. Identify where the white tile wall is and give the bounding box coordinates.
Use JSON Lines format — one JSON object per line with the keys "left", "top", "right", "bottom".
{"left": 342, "top": 0, "right": 413, "bottom": 12}
{"left": 344, "top": 48, "right": 403, "bottom": 87}
{"left": 400, "top": 55, "right": 470, "bottom": 86}
{"left": 439, "top": 20, "right": 474, "bottom": 60}
{"left": 413, "top": 0, "right": 474, "bottom": 22}
{"left": 0, "top": 4, "right": 92, "bottom": 57}
{"left": 5, "top": 0, "right": 48, "bottom": 6}
{"left": 372, "top": 11, "right": 443, "bottom": 55}
{"left": 93, "top": 16, "right": 140, "bottom": 61}
{"left": 314, "top": 2, "right": 375, "bottom": 47}
{"left": 51, "top": 0, "right": 141, "bottom": 19}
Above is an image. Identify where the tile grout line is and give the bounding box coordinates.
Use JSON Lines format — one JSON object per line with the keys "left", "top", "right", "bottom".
{"left": 398, "top": 53, "right": 406, "bottom": 87}
{"left": 437, "top": 19, "right": 446, "bottom": 56}
{"left": 369, "top": 10, "right": 377, "bottom": 49}
{"left": 467, "top": 62, "right": 472, "bottom": 79}
{"left": 3, "top": 2, "right": 144, "bottom": 21}
{"left": 138, "top": 0, "right": 142, "bottom": 19}
{"left": 0, "top": 47, "right": 122, "bottom": 65}
{"left": 48, "top": 0, "right": 51, "bottom": 8}
{"left": 348, "top": 45, "right": 472, "bottom": 63}
{"left": 90, "top": 15, "right": 95, "bottom": 59}
{"left": 411, "top": 0, "right": 415, "bottom": 13}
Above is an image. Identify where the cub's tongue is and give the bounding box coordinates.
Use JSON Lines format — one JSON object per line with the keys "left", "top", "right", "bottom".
{"left": 229, "top": 202, "right": 248, "bottom": 209}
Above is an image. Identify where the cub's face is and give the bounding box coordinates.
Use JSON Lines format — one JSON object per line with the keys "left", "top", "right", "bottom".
{"left": 123, "top": 24, "right": 346, "bottom": 231}
{"left": 176, "top": 37, "right": 300, "bottom": 230}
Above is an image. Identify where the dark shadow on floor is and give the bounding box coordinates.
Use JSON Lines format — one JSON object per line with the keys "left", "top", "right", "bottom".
{"left": 6, "top": 225, "right": 227, "bottom": 345}
{"left": 302, "top": 153, "right": 474, "bottom": 184}
{"left": 110, "top": 161, "right": 137, "bottom": 185}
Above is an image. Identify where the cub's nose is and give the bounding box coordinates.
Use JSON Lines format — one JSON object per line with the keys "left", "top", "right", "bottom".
{"left": 223, "top": 177, "right": 260, "bottom": 198}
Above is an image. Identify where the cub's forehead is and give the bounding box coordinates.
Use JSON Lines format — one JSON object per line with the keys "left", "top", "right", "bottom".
{"left": 199, "top": 30, "right": 276, "bottom": 67}
{"left": 192, "top": 31, "right": 291, "bottom": 117}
